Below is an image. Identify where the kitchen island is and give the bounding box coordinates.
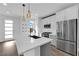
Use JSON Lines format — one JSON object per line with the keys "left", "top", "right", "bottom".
{"left": 16, "top": 36, "right": 53, "bottom": 56}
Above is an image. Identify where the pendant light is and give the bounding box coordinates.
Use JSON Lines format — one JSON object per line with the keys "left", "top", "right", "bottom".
{"left": 22, "top": 3, "right": 32, "bottom": 21}
{"left": 27, "top": 3, "right": 32, "bottom": 19}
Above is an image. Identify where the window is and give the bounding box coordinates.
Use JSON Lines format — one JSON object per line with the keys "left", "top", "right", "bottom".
{"left": 5, "top": 20, "right": 13, "bottom": 39}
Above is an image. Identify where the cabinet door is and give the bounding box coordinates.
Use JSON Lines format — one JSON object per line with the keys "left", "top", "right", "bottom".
{"left": 40, "top": 42, "right": 51, "bottom": 56}
{"left": 51, "top": 22, "right": 57, "bottom": 35}
{"left": 56, "top": 10, "right": 65, "bottom": 22}
{"left": 24, "top": 49, "right": 35, "bottom": 56}
{"left": 65, "top": 6, "right": 78, "bottom": 20}
{"left": 24, "top": 47, "right": 40, "bottom": 56}
{"left": 56, "top": 5, "right": 78, "bottom": 22}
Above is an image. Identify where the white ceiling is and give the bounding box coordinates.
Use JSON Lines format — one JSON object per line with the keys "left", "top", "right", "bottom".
{"left": 0, "top": 3, "right": 77, "bottom": 17}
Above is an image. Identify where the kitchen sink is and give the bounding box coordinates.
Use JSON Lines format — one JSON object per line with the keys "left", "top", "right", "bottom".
{"left": 29, "top": 35, "right": 41, "bottom": 39}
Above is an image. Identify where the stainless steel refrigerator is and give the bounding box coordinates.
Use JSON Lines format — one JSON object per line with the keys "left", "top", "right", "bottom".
{"left": 56, "top": 19, "right": 77, "bottom": 56}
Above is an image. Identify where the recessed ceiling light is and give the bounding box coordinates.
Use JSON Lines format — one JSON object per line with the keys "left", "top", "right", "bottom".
{"left": 3, "top": 3, "right": 7, "bottom": 6}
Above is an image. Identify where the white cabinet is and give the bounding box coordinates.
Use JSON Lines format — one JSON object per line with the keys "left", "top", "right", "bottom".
{"left": 65, "top": 6, "right": 78, "bottom": 20}
{"left": 56, "top": 10, "right": 65, "bottom": 22}
{"left": 40, "top": 16, "right": 57, "bottom": 35}
{"left": 24, "top": 47, "right": 40, "bottom": 56}
{"left": 56, "top": 5, "right": 78, "bottom": 22}
{"left": 51, "top": 22, "right": 57, "bottom": 35}
{"left": 24, "top": 49, "right": 35, "bottom": 56}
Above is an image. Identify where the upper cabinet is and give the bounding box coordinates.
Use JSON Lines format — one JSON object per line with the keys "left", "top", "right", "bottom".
{"left": 56, "top": 10, "right": 65, "bottom": 22}
{"left": 56, "top": 5, "right": 78, "bottom": 22}
{"left": 65, "top": 6, "right": 78, "bottom": 20}
{"left": 39, "top": 15, "right": 57, "bottom": 35}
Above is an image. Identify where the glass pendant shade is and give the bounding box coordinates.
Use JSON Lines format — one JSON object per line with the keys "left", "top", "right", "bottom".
{"left": 22, "top": 3, "right": 32, "bottom": 22}
{"left": 27, "top": 10, "right": 32, "bottom": 19}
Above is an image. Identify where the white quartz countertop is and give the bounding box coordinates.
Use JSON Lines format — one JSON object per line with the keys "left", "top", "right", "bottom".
{"left": 16, "top": 37, "right": 53, "bottom": 55}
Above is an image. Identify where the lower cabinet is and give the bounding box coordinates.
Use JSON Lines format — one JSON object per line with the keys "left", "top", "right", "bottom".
{"left": 24, "top": 42, "right": 51, "bottom": 56}
{"left": 24, "top": 47, "right": 40, "bottom": 56}
{"left": 40, "top": 42, "right": 52, "bottom": 56}
{"left": 24, "top": 49, "right": 35, "bottom": 56}
{"left": 23, "top": 43, "right": 71, "bottom": 56}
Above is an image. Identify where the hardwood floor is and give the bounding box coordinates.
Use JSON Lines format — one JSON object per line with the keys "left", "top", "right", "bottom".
{"left": 0, "top": 40, "right": 18, "bottom": 56}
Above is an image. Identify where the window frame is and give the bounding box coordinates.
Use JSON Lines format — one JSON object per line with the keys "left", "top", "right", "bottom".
{"left": 5, "top": 20, "right": 13, "bottom": 39}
